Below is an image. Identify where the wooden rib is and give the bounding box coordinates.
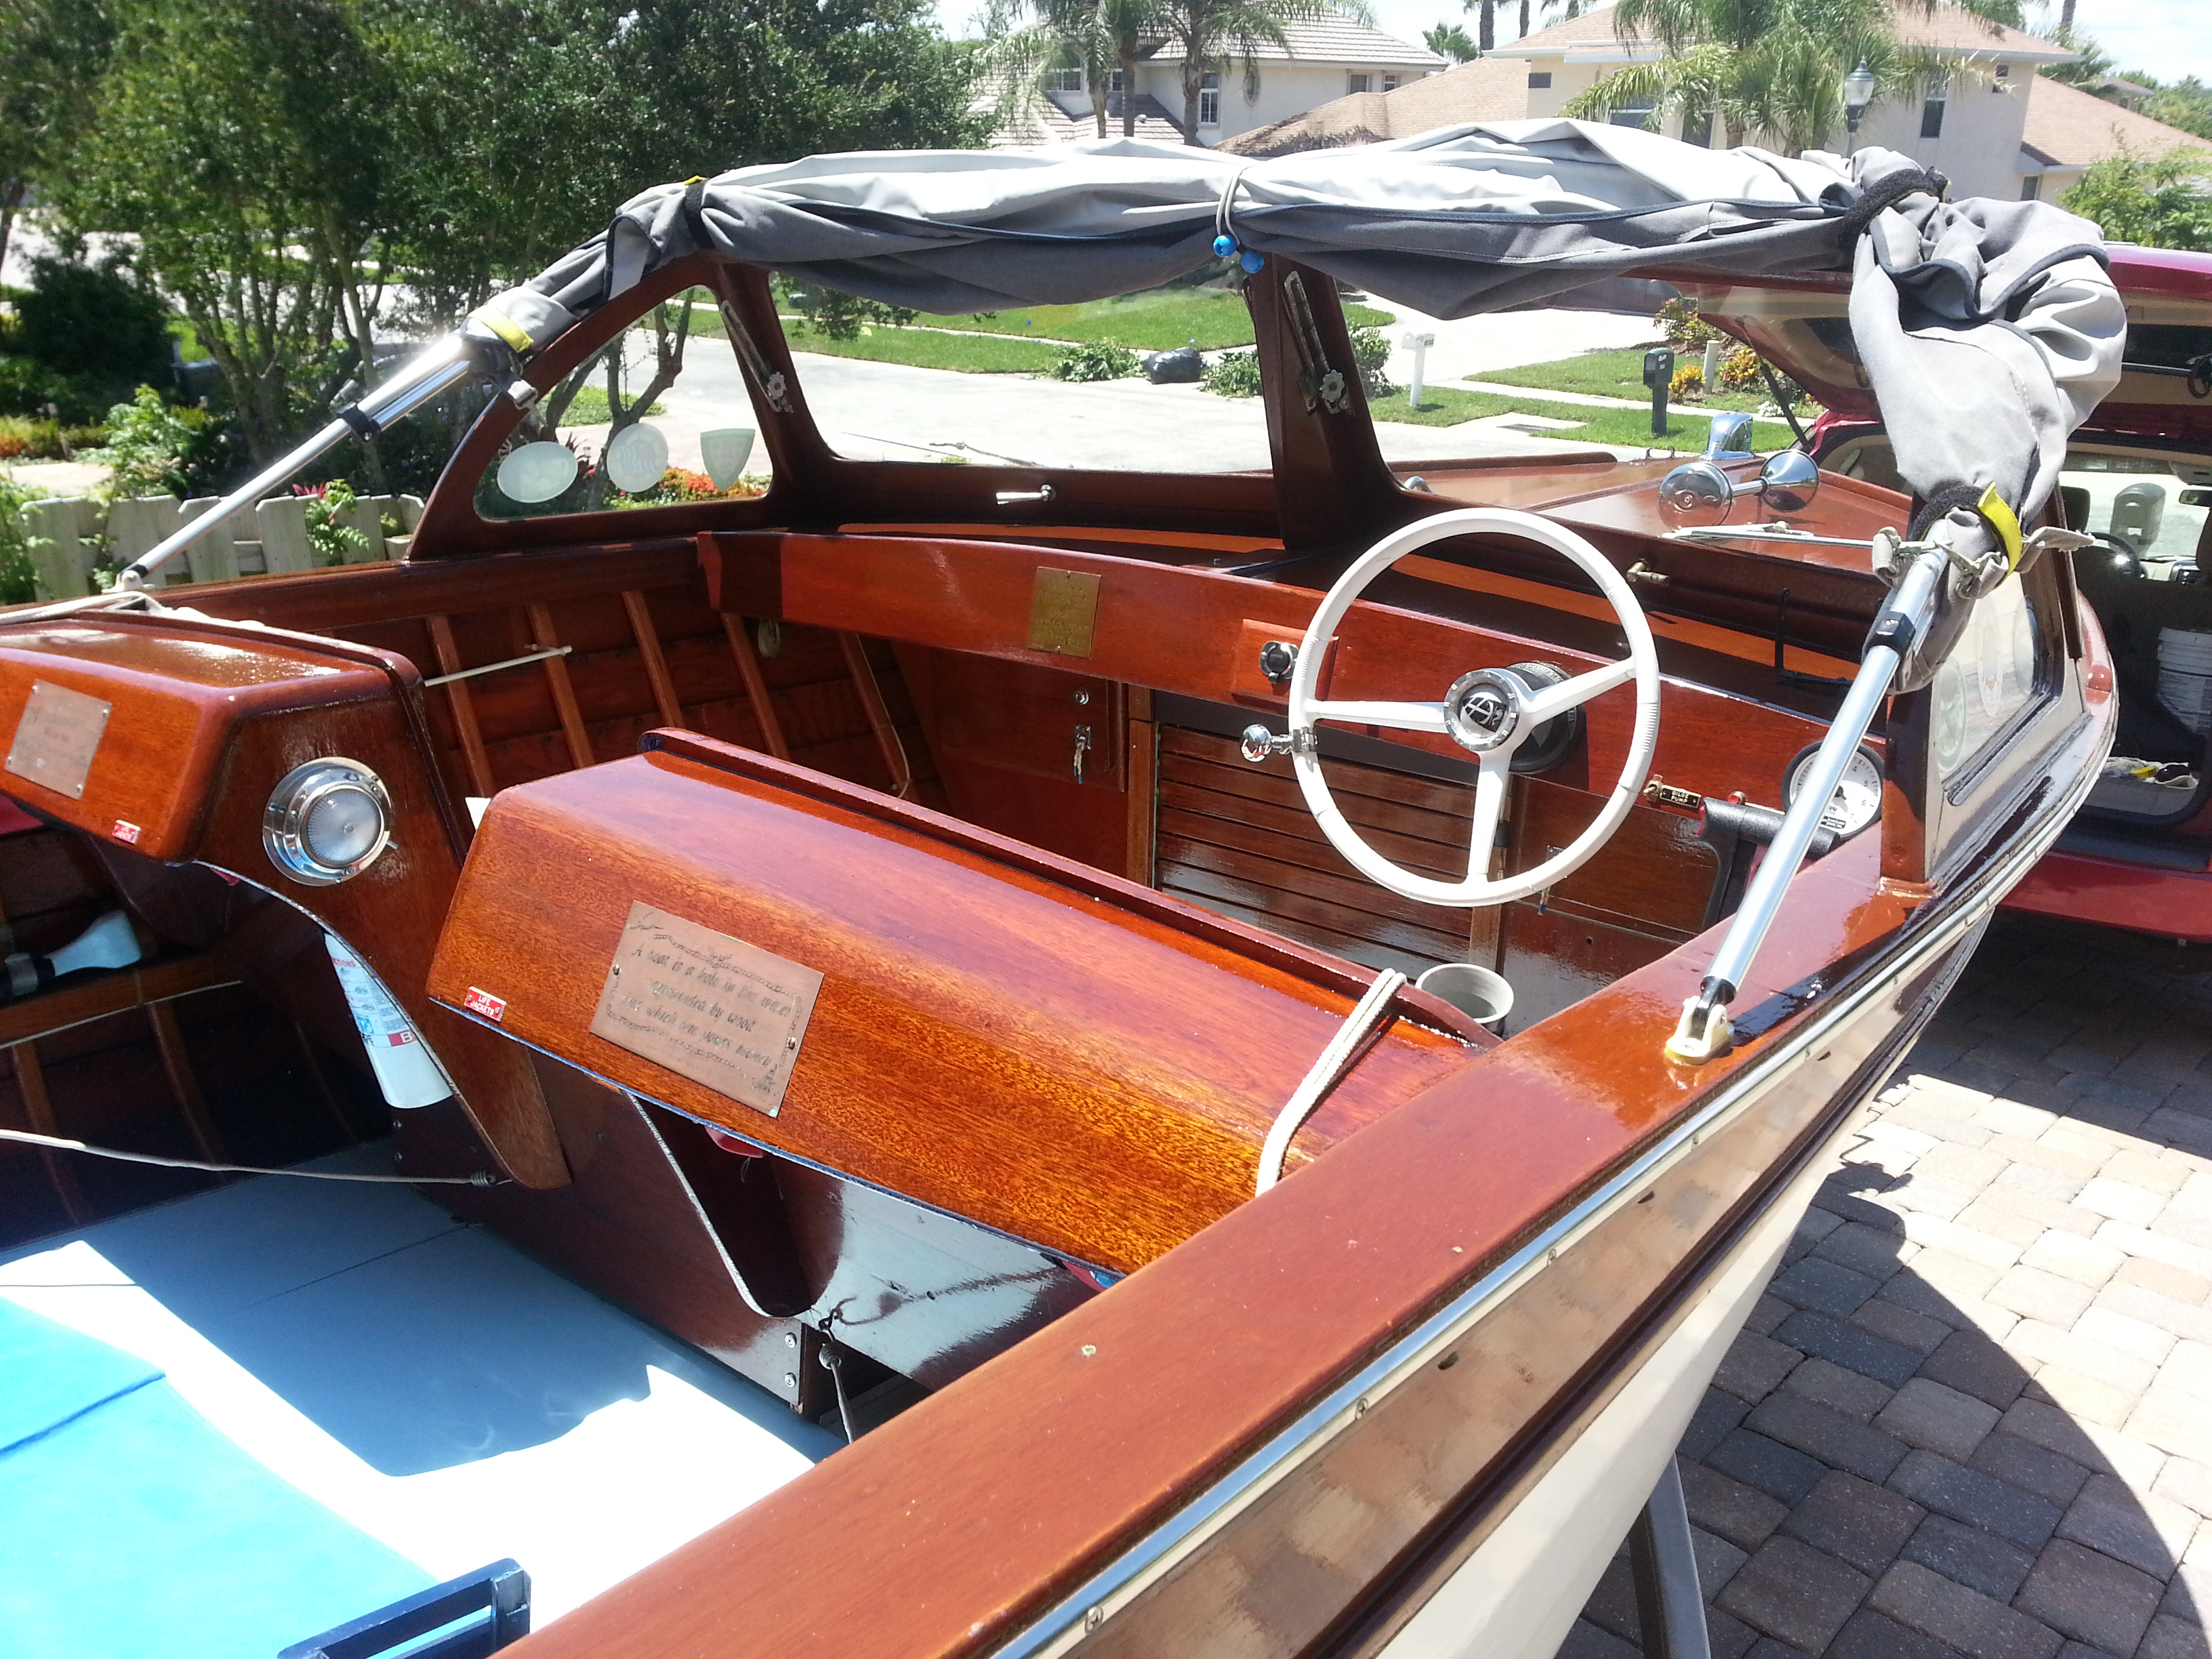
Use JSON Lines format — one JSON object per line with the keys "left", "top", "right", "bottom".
{"left": 0, "top": 955, "right": 238, "bottom": 1049}
{"left": 148, "top": 1000, "right": 226, "bottom": 1168}
{"left": 12, "top": 1042, "right": 85, "bottom": 1223}
{"left": 718, "top": 616, "right": 790, "bottom": 759}
{"left": 426, "top": 615, "right": 496, "bottom": 798}
{"left": 623, "top": 590, "right": 686, "bottom": 729}
{"left": 527, "top": 602, "right": 596, "bottom": 771}
{"left": 838, "top": 632, "right": 914, "bottom": 798}
{"left": 290, "top": 1019, "right": 361, "bottom": 1143}
{"left": 1126, "top": 717, "right": 1158, "bottom": 886}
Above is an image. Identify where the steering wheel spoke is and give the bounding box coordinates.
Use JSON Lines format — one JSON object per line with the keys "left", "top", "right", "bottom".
{"left": 1519, "top": 657, "right": 1638, "bottom": 726}
{"left": 1306, "top": 698, "right": 1452, "bottom": 735}
{"left": 1465, "top": 762, "right": 1508, "bottom": 885}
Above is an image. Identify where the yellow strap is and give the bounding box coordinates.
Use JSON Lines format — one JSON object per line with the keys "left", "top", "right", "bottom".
{"left": 466, "top": 304, "right": 533, "bottom": 354}
{"left": 1975, "top": 483, "right": 2024, "bottom": 571}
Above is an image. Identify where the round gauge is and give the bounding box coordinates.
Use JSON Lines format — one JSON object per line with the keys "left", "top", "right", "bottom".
{"left": 1784, "top": 741, "right": 1885, "bottom": 838}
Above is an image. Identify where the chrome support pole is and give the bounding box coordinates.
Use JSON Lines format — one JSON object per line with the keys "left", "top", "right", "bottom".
{"left": 1629, "top": 1458, "right": 1711, "bottom": 1659}
{"left": 117, "top": 335, "right": 479, "bottom": 590}
{"left": 1667, "top": 544, "right": 1947, "bottom": 1061}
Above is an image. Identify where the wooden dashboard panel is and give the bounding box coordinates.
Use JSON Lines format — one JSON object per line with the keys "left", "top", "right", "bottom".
{"left": 427, "top": 731, "right": 1492, "bottom": 1272}
{"left": 701, "top": 531, "right": 1837, "bottom": 814}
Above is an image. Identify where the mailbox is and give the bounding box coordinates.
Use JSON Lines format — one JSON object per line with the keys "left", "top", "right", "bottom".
{"left": 1643, "top": 346, "right": 1676, "bottom": 438}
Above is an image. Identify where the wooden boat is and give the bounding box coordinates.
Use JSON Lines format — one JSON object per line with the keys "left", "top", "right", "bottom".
{"left": 0, "top": 128, "right": 2123, "bottom": 1657}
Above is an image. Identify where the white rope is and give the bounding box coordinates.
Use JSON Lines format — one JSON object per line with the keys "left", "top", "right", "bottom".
{"left": 1254, "top": 968, "right": 1408, "bottom": 1195}
{"left": 1214, "top": 163, "right": 1256, "bottom": 247}
{"left": 0, "top": 1125, "right": 497, "bottom": 1185}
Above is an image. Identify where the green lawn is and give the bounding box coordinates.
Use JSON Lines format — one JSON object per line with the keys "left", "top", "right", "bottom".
{"left": 784, "top": 327, "right": 1064, "bottom": 373}
{"left": 1368, "top": 385, "right": 1799, "bottom": 451}
{"left": 1476, "top": 345, "right": 1813, "bottom": 416}
{"left": 905, "top": 287, "right": 1391, "bottom": 352}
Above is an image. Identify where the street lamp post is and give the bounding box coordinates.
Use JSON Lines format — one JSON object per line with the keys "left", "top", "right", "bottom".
{"left": 1843, "top": 60, "right": 1876, "bottom": 150}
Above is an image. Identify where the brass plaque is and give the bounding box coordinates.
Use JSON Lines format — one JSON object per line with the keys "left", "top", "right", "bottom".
{"left": 1027, "top": 568, "right": 1100, "bottom": 657}
{"left": 5, "top": 680, "right": 111, "bottom": 800}
{"left": 590, "top": 901, "right": 821, "bottom": 1118}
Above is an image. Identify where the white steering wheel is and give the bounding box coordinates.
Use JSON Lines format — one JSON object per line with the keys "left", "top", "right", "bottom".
{"left": 1283, "top": 508, "right": 1662, "bottom": 908}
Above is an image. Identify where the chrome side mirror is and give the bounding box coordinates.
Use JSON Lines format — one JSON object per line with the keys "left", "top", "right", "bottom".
{"left": 1705, "top": 411, "right": 1755, "bottom": 460}
{"left": 1658, "top": 448, "right": 1821, "bottom": 526}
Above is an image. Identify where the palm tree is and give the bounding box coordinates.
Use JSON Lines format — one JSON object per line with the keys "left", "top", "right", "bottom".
{"left": 1427, "top": 20, "right": 1479, "bottom": 60}
{"left": 1560, "top": 0, "right": 2022, "bottom": 156}
{"left": 1469, "top": 0, "right": 1495, "bottom": 51}
{"left": 985, "top": 0, "right": 1161, "bottom": 140}
{"left": 1156, "top": 0, "right": 1375, "bottom": 142}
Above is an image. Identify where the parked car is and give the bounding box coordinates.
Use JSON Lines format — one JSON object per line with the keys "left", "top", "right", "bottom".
{"left": 1694, "top": 246, "right": 2212, "bottom": 943}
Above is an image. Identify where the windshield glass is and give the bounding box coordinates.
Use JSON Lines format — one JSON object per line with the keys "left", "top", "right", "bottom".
{"left": 476, "top": 289, "right": 773, "bottom": 520}
{"left": 773, "top": 274, "right": 1290, "bottom": 472}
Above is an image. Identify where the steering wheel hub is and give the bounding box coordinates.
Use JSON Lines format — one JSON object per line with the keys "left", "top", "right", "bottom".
{"left": 1443, "top": 668, "right": 1527, "bottom": 754}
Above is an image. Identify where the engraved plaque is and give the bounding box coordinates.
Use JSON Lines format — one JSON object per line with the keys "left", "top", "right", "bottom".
{"left": 590, "top": 901, "right": 821, "bottom": 1118}
{"left": 5, "top": 680, "right": 112, "bottom": 800}
{"left": 1027, "top": 568, "right": 1100, "bottom": 657}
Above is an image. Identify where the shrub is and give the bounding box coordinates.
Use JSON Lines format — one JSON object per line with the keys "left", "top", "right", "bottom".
{"left": 1669, "top": 364, "right": 1705, "bottom": 401}
{"left": 18, "top": 257, "right": 170, "bottom": 386}
{"left": 610, "top": 466, "right": 771, "bottom": 508}
{"left": 779, "top": 282, "right": 918, "bottom": 341}
{"left": 87, "top": 386, "right": 199, "bottom": 497}
{"left": 1654, "top": 297, "right": 1723, "bottom": 350}
{"left": 1202, "top": 350, "right": 1262, "bottom": 397}
{"left": 1052, "top": 342, "right": 1139, "bottom": 382}
{"left": 0, "top": 478, "right": 47, "bottom": 604}
{"left": 0, "top": 416, "right": 63, "bottom": 461}
{"left": 1348, "top": 325, "right": 1392, "bottom": 397}
{"left": 295, "top": 480, "right": 371, "bottom": 565}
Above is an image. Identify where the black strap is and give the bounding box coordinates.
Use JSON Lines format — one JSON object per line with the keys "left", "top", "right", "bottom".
{"left": 336, "top": 405, "right": 382, "bottom": 438}
{"left": 1832, "top": 167, "right": 1946, "bottom": 241}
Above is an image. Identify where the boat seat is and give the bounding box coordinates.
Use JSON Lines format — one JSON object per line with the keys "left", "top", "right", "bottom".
{"left": 426, "top": 731, "right": 1492, "bottom": 1274}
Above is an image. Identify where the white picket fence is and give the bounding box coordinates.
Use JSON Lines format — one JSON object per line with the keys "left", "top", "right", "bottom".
{"left": 0, "top": 492, "right": 426, "bottom": 600}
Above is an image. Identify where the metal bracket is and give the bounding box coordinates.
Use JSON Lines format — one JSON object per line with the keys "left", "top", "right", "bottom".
{"left": 1629, "top": 1459, "right": 1713, "bottom": 1659}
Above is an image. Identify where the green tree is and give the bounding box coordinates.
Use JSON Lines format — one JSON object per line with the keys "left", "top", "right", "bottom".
{"left": 1155, "top": 0, "right": 1374, "bottom": 142}
{"left": 1561, "top": 0, "right": 2022, "bottom": 157}
{"left": 2061, "top": 145, "right": 2212, "bottom": 250}
{"left": 61, "top": 0, "right": 392, "bottom": 462}
{"left": 0, "top": 0, "right": 114, "bottom": 277}
{"left": 983, "top": 0, "right": 1164, "bottom": 140}
{"left": 2144, "top": 79, "right": 2212, "bottom": 142}
{"left": 1425, "top": 20, "right": 1478, "bottom": 60}
{"left": 1468, "top": 0, "right": 1493, "bottom": 51}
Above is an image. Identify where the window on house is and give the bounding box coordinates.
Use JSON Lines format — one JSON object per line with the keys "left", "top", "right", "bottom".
{"left": 1528, "top": 70, "right": 1552, "bottom": 89}
{"left": 1199, "top": 70, "right": 1220, "bottom": 126}
{"left": 1382, "top": 74, "right": 1400, "bottom": 91}
{"left": 1681, "top": 108, "right": 1714, "bottom": 147}
{"left": 1047, "top": 66, "right": 1084, "bottom": 92}
{"left": 1995, "top": 62, "right": 2011, "bottom": 80}
{"left": 1920, "top": 75, "right": 1947, "bottom": 139}
{"left": 1348, "top": 73, "right": 1370, "bottom": 93}
{"left": 1109, "top": 68, "right": 1124, "bottom": 91}
{"left": 1609, "top": 98, "right": 1656, "bottom": 130}
{"left": 2020, "top": 173, "right": 2043, "bottom": 200}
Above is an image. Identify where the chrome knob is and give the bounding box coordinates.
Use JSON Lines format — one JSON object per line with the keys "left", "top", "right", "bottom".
{"left": 1242, "top": 724, "right": 1292, "bottom": 763}
{"left": 1258, "top": 640, "right": 1298, "bottom": 684}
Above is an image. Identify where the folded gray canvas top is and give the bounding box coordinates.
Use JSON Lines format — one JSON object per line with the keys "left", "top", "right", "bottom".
{"left": 468, "top": 120, "right": 2123, "bottom": 517}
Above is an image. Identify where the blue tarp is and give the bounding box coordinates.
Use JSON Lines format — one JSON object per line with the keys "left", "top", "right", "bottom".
{"left": 0, "top": 1298, "right": 432, "bottom": 1659}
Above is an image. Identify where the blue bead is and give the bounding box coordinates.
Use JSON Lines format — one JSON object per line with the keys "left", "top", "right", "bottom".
{"left": 1240, "top": 251, "right": 1264, "bottom": 273}
{"left": 1212, "top": 233, "right": 1235, "bottom": 258}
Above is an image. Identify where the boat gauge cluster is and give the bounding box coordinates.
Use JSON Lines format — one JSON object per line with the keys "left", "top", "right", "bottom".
{"left": 263, "top": 757, "right": 394, "bottom": 885}
{"left": 1784, "top": 740, "right": 1884, "bottom": 838}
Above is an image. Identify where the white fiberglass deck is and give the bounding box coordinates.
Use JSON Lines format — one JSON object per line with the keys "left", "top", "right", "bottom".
{"left": 0, "top": 1144, "right": 836, "bottom": 1643}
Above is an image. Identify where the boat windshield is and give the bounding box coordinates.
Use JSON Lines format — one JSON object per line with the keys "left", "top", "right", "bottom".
{"left": 774, "top": 274, "right": 1275, "bottom": 474}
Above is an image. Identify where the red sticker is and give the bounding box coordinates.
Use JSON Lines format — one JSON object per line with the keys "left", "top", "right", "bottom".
{"left": 111, "top": 820, "right": 140, "bottom": 844}
{"left": 463, "top": 986, "right": 506, "bottom": 1022}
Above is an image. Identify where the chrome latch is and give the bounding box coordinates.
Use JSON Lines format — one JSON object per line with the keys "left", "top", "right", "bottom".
{"left": 1240, "top": 724, "right": 1316, "bottom": 763}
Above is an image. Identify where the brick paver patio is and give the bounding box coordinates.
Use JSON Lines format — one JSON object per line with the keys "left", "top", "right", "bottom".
{"left": 1562, "top": 910, "right": 2212, "bottom": 1659}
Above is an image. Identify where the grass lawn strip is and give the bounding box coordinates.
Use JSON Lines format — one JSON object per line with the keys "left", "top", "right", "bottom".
{"left": 1368, "top": 385, "right": 1798, "bottom": 451}
{"left": 1476, "top": 345, "right": 1807, "bottom": 416}
{"left": 783, "top": 329, "right": 1064, "bottom": 373}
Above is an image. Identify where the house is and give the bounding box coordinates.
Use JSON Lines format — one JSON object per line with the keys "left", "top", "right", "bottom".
{"left": 989, "top": 18, "right": 1447, "bottom": 148}
{"left": 1218, "top": 56, "right": 1532, "bottom": 157}
{"left": 2018, "top": 75, "right": 2207, "bottom": 201}
{"left": 1507, "top": 1, "right": 2078, "bottom": 200}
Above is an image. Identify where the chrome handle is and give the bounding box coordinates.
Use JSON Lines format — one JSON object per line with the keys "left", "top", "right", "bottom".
{"left": 995, "top": 485, "right": 1056, "bottom": 506}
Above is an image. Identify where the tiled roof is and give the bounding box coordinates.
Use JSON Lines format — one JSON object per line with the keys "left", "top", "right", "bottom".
{"left": 1218, "top": 57, "right": 1532, "bottom": 157}
{"left": 2022, "top": 74, "right": 2209, "bottom": 169}
{"left": 1029, "top": 94, "right": 1187, "bottom": 145}
{"left": 1149, "top": 18, "right": 1446, "bottom": 67}
{"left": 1511, "top": 1, "right": 2072, "bottom": 61}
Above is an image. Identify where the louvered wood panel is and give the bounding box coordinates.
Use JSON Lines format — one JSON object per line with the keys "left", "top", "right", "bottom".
{"left": 1154, "top": 729, "right": 1468, "bottom": 978}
